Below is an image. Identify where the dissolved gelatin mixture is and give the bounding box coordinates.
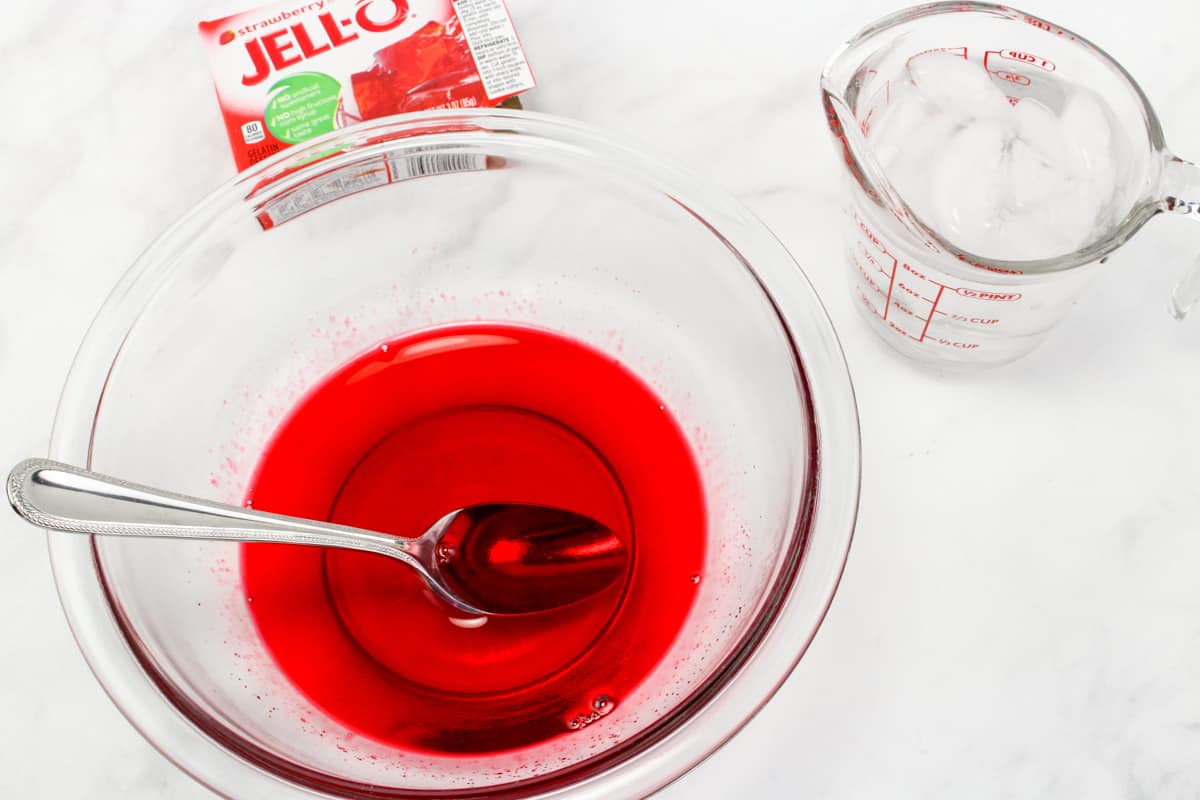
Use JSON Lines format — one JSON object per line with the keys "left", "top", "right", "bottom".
{"left": 242, "top": 323, "right": 706, "bottom": 753}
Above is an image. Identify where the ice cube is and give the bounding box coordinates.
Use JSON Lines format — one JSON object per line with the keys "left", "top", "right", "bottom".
{"left": 1060, "top": 91, "right": 1113, "bottom": 175}
{"left": 1040, "top": 185, "right": 1103, "bottom": 255}
{"left": 868, "top": 89, "right": 927, "bottom": 153}
{"left": 863, "top": 54, "right": 1128, "bottom": 261}
{"left": 881, "top": 104, "right": 962, "bottom": 218}
{"left": 908, "top": 52, "right": 1009, "bottom": 119}
{"left": 929, "top": 119, "right": 1008, "bottom": 252}
{"left": 1014, "top": 97, "right": 1068, "bottom": 167}
{"left": 1006, "top": 138, "right": 1059, "bottom": 212}
{"left": 1062, "top": 92, "right": 1128, "bottom": 232}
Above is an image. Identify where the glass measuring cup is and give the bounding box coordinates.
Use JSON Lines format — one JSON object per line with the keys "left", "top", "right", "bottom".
{"left": 821, "top": 2, "right": 1200, "bottom": 366}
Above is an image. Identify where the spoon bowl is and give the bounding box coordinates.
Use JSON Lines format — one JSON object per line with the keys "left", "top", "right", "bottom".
{"left": 7, "top": 458, "right": 626, "bottom": 616}
{"left": 435, "top": 504, "right": 630, "bottom": 616}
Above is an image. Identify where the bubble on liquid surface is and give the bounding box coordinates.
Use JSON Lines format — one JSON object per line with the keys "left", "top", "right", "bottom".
{"left": 690, "top": 574, "right": 701, "bottom": 584}
{"left": 565, "top": 694, "right": 617, "bottom": 730}
{"left": 436, "top": 543, "right": 456, "bottom": 563}
{"left": 592, "top": 694, "right": 615, "bottom": 715}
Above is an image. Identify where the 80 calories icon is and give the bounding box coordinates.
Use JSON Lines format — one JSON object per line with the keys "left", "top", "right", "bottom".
{"left": 241, "top": 120, "right": 266, "bottom": 144}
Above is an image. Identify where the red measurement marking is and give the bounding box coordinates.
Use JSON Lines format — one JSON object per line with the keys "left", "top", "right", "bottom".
{"left": 918, "top": 285, "right": 945, "bottom": 342}
{"left": 1022, "top": 15, "right": 1076, "bottom": 40}
{"left": 854, "top": 255, "right": 888, "bottom": 298}
{"left": 883, "top": 260, "right": 898, "bottom": 320}
{"left": 856, "top": 287, "right": 899, "bottom": 332}
{"left": 857, "top": 242, "right": 888, "bottom": 277}
{"left": 1000, "top": 49, "right": 1055, "bottom": 71}
{"left": 909, "top": 45, "right": 968, "bottom": 60}
{"left": 950, "top": 314, "right": 999, "bottom": 325}
{"left": 956, "top": 252, "right": 1024, "bottom": 275}
{"left": 900, "top": 260, "right": 935, "bottom": 282}
{"left": 984, "top": 51, "right": 1033, "bottom": 87}
{"left": 854, "top": 212, "right": 900, "bottom": 268}
{"left": 855, "top": 286, "right": 877, "bottom": 311}
{"left": 994, "top": 70, "right": 1031, "bottom": 86}
{"left": 954, "top": 287, "right": 1022, "bottom": 301}
{"left": 889, "top": 298, "right": 919, "bottom": 320}
{"left": 855, "top": 213, "right": 881, "bottom": 249}
{"left": 854, "top": 215, "right": 961, "bottom": 337}
{"left": 904, "top": 46, "right": 969, "bottom": 82}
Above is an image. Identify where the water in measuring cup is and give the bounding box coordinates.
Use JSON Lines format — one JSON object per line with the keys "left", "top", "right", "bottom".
{"left": 866, "top": 51, "right": 1131, "bottom": 261}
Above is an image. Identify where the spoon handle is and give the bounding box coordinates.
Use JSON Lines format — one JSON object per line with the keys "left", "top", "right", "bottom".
{"left": 6, "top": 458, "right": 406, "bottom": 557}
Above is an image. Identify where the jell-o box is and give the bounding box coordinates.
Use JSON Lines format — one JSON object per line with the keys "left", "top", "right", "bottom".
{"left": 199, "top": 0, "right": 534, "bottom": 170}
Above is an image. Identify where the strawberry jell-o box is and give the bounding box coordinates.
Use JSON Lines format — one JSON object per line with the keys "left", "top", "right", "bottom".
{"left": 199, "top": 0, "right": 534, "bottom": 170}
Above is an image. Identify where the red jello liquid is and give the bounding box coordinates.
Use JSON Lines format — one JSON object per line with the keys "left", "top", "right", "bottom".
{"left": 242, "top": 323, "right": 706, "bottom": 754}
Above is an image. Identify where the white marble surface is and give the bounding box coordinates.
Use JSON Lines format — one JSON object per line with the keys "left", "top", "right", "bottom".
{"left": 3, "top": 0, "right": 1200, "bottom": 797}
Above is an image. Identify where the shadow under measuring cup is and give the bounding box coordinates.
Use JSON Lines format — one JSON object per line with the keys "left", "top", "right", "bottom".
{"left": 821, "top": 2, "right": 1200, "bottom": 366}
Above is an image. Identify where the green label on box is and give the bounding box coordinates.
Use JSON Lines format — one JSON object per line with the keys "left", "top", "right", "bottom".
{"left": 265, "top": 72, "right": 341, "bottom": 144}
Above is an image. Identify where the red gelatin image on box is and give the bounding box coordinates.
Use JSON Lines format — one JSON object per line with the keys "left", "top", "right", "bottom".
{"left": 350, "top": 17, "right": 483, "bottom": 119}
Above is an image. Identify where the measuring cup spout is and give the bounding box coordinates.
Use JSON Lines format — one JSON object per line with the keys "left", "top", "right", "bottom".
{"left": 820, "top": 42, "right": 923, "bottom": 245}
{"left": 1162, "top": 156, "right": 1200, "bottom": 319}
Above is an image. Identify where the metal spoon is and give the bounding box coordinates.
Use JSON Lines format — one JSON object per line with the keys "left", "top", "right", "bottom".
{"left": 6, "top": 458, "right": 626, "bottom": 617}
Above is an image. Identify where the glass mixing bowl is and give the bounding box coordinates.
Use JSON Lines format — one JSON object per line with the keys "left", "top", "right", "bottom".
{"left": 47, "top": 110, "right": 859, "bottom": 798}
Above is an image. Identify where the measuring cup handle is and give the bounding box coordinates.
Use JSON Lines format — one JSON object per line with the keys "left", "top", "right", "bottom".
{"left": 1162, "top": 156, "right": 1200, "bottom": 319}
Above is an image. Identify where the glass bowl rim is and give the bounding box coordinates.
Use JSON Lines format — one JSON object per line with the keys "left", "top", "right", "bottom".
{"left": 45, "top": 108, "right": 860, "bottom": 799}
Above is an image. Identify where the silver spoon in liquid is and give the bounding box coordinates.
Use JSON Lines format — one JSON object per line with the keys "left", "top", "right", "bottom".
{"left": 6, "top": 458, "right": 627, "bottom": 617}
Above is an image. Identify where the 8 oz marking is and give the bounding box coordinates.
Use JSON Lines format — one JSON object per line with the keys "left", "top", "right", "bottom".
{"left": 992, "top": 70, "right": 1031, "bottom": 86}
